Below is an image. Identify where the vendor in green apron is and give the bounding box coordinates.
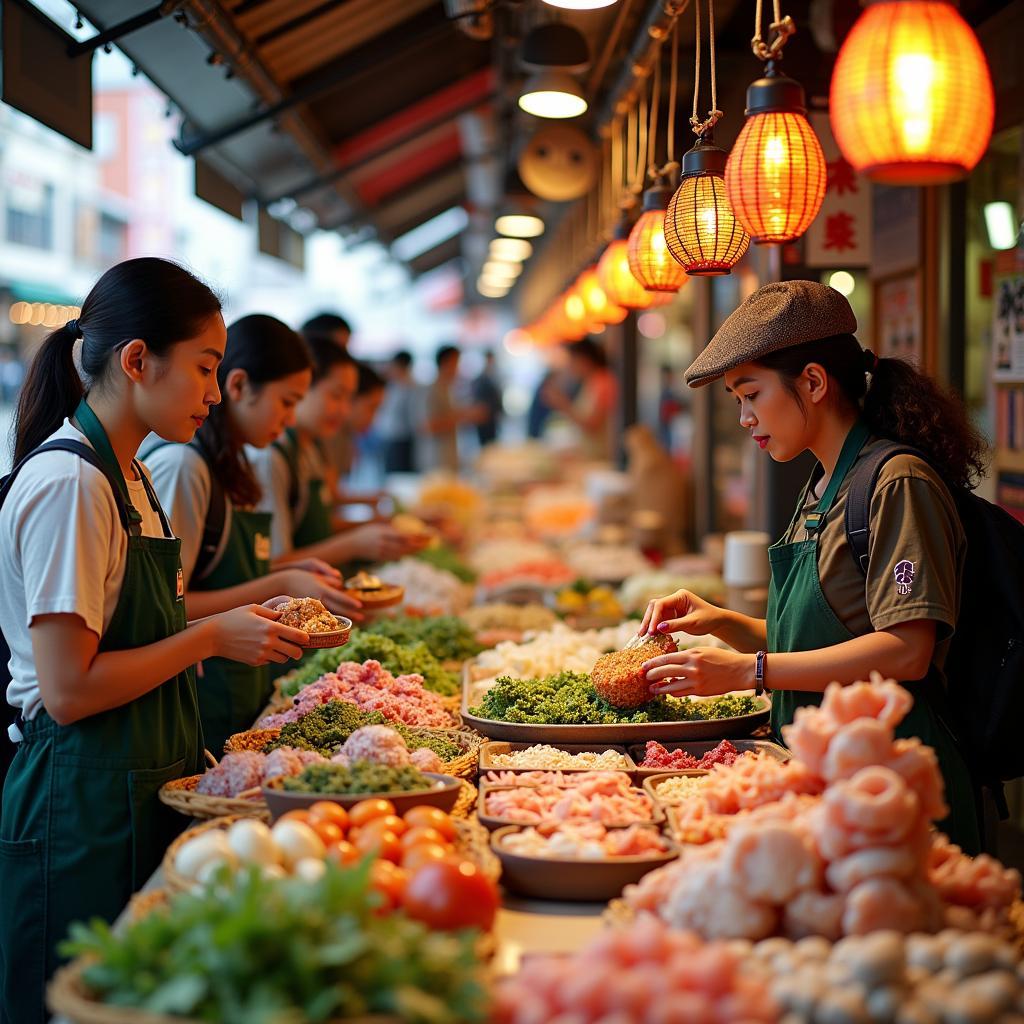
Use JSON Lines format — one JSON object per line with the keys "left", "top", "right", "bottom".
{"left": 0, "top": 259, "right": 312, "bottom": 1022}
{"left": 637, "top": 280, "right": 985, "bottom": 853}
{"left": 144, "top": 314, "right": 362, "bottom": 756}
{"left": 248, "top": 334, "right": 410, "bottom": 568}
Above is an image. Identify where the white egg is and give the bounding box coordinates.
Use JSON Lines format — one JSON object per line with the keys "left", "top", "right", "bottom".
{"left": 227, "top": 819, "right": 281, "bottom": 868}
{"left": 174, "top": 830, "right": 235, "bottom": 880}
{"left": 260, "top": 863, "right": 287, "bottom": 881}
{"left": 271, "top": 819, "right": 326, "bottom": 869}
{"left": 293, "top": 858, "right": 327, "bottom": 883}
{"left": 195, "top": 854, "right": 238, "bottom": 888}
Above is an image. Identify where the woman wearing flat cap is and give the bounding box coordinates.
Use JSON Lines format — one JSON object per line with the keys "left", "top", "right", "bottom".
{"left": 637, "top": 279, "right": 985, "bottom": 850}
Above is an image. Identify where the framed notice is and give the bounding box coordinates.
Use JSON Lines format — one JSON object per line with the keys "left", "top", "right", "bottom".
{"left": 876, "top": 273, "right": 923, "bottom": 368}
{"left": 993, "top": 277, "right": 1024, "bottom": 383}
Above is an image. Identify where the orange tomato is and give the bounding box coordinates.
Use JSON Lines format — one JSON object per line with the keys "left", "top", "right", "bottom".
{"left": 403, "top": 859, "right": 499, "bottom": 932}
{"left": 325, "top": 839, "right": 359, "bottom": 866}
{"left": 278, "top": 810, "right": 311, "bottom": 826}
{"left": 308, "top": 801, "right": 349, "bottom": 830}
{"left": 349, "top": 799, "right": 397, "bottom": 828}
{"left": 369, "top": 859, "right": 407, "bottom": 912}
{"left": 401, "top": 843, "right": 450, "bottom": 872}
{"left": 308, "top": 819, "right": 344, "bottom": 847}
{"left": 403, "top": 807, "right": 456, "bottom": 841}
{"left": 374, "top": 814, "right": 408, "bottom": 837}
{"left": 355, "top": 828, "right": 403, "bottom": 864}
{"left": 400, "top": 826, "right": 449, "bottom": 851}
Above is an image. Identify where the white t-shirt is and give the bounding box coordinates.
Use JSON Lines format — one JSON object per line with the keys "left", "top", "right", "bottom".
{"left": 0, "top": 421, "right": 168, "bottom": 733}
{"left": 143, "top": 440, "right": 229, "bottom": 589}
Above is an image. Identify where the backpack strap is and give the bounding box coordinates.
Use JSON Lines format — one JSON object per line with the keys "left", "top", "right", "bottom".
{"left": 142, "top": 438, "right": 227, "bottom": 580}
{"left": 844, "top": 442, "right": 922, "bottom": 576}
{"left": 0, "top": 440, "right": 138, "bottom": 535}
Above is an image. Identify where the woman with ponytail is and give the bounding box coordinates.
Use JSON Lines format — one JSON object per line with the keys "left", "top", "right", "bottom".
{"left": 635, "top": 281, "right": 984, "bottom": 851}
{"left": 0, "top": 259, "right": 311, "bottom": 1021}
{"left": 143, "top": 314, "right": 362, "bottom": 754}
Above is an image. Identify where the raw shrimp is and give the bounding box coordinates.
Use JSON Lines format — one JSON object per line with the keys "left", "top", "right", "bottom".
{"left": 723, "top": 823, "right": 822, "bottom": 903}
{"left": 884, "top": 738, "right": 949, "bottom": 823}
{"left": 825, "top": 845, "right": 921, "bottom": 894}
{"left": 664, "top": 859, "right": 779, "bottom": 940}
{"left": 821, "top": 717, "right": 897, "bottom": 783}
{"left": 782, "top": 704, "right": 838, "bottom": 777}
{"left": 927, "top": 837, "right": 1022, "bottom": 910}
{"left": 783, "top": 889, "right": 845, "bottom": 941}
{"left": 842, "top": 876, "right": 931, "bottom": 935}
{"left": 825, "top": 766, "right": 920, "bottom": 834}
{"left": 820, "top": 675, "right": 914, "bottom": 730}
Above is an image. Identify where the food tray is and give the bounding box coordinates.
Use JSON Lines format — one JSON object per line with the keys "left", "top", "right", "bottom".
{"left": 262, "top": 772, "right": 463, "bottom": 821}
{"left": 476, "top": 780, "right": 663, "bottom": 832}
{"left": 491, "top": 825, "right": 678, "bottom": 902}
{"left": 478, "top": 741, "right": 637, "bottom": 779}
{"left": 641, "top": 770, "right": 711, "bottom": 808}
{"left": 298, "top": 615, "right": 353, "bottom": 650}
{"left": 461, "top": 695, "right": 772, "bottom": 744}
{"left": 341, "top": 586, "right": 404, "bottom": 610}
{"left": 48, "top": 959, "right": 403, "bottom": 1024}
{"left": 628, "top": 738, "right": 790, "bottom": 779}
{"left": 158, "top": 774, "right": 270, "bottom": 822}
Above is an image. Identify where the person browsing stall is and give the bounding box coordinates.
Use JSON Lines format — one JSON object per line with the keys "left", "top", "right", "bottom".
{"left": 0, "top": 259, "right": 310, "bottom": 1022}
{"left": 637, "top": 281, "right": 983, "bottom": 851}
{"left": 143, "top": 314, "right": 362, "bottom": 754}
{"left": 247, "top": 335, "right": 409, "bottom": 567}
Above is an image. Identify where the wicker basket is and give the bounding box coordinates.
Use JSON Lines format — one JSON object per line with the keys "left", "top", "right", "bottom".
{"left": 452, "top": 779, "right": 478, "bottom": 819}
{"left": 164, "top": 811, "right": 497, "bottom": 894}
{"left": 47, "top": 959, "right": 402, "bottom": 1024}
{"left": 158, "top": 775, "right": 270, "bottom": 823}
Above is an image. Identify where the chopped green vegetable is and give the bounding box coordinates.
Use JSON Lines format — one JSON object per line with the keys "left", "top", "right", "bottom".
{"left": 414, "top": 545, "right": 478, "bottom": 583}
{"left": 365, "top": 615, "right": 482, "bottom": 663}
{"left": 282, "top": 633, "right": 459, "bottom": 697}
{"left": 470, "top": 671, "right": 763, "bottom": 726}
{"left": 266, "top": 700, "right": 465, "bottom": 762}
{"left": 61, "top": 862, "right": 488, "bottom": 1024}
{"left": 282, "top": 760, "right": 433, "bottom": 795}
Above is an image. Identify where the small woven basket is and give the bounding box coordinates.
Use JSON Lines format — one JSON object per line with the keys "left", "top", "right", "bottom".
{"left": 158, "top": 774, "right": 270, "bottom": 822}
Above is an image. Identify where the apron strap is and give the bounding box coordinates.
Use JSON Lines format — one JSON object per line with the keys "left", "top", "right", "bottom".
{"left": 135, "top": 464, "right": 175, "bottom": 539}
{"left": 72, "top": 398, "right": 144, "bottom": 532}
{"left": 804, "top": 420, "right": 872, "bottom": 535}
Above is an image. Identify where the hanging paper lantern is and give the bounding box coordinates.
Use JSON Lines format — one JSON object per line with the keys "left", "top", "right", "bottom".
{"left": 725, "top": 68, "right": 827, "bottom": 244}
{"left": 577, "top": 266, "right": 628, "bottom": 324}
{"left": 561, "top": 287, "right": 590, "bottom": 340}
{"left": 665, "top": 138, "right": 750, "bottom": 276}
{"left": 627, "top": 185, "right": 688, "bottom": 293}
{"left": 597, "top": 236, "right": 675, "bottom": 310}
{"left": 830, "top": 0, "right": 994, "bottom": 185}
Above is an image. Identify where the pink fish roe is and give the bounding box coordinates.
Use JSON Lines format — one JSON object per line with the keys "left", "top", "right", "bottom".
{"left": 641, "top": 739, "right": 744, "bottom": 770}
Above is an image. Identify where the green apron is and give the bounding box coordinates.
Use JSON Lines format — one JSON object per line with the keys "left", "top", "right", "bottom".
{"left": 767, "top": 419, "right": 980, "bottom": 853}
{"left": 192, "top": 505, "right": 273, "bottom": 756}
{"left": 273, "top": 428, "right": 334, "bottom": 548}
{"left": 0, "top": 400, "right": 203, "bottom": 1023}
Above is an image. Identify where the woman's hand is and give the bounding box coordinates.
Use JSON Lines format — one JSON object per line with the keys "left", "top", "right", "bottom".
{"left": 643, "top": 647, "right": 756, "bottom": 697}
{"left": 638, "top": 589, "right": 725, "bottom": 638}
{"left": 277, "top": 569, "right": 364, "bottom": 620}
{"left": 210, "top": 604, "right": 308, "bottom": 666}
{"left": 285, "top": 557, "right": 342, "bottom": 582}
{"left": 346, "top": 522, "right": 410, "bottom": 563}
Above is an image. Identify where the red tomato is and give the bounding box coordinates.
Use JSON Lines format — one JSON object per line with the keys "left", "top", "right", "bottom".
{"left": 325, "top": 840, "right": 359, "bottom": 866}
{"left": 373, "top": 814, "right": 408, "bottom": 837}
{"left": 402, "top": 860, "right": 499, "bottom": 932}
{"left": 355, "top": 828, "right": 403, "bottom": 864}
{"left": 278, "top": 810, "right": 311, "bottom": 826}
{"left": 309, "top": 819, "right": 344, "bottom": 847}
{"left": 400, "top": 826, "right": 449, "bottom": 851}
{"left": 403, "top": 807, "right": 456, "bottom": 841}
{"left": 369, "top": 860, "right": 407, "bottom": 912}
{"left": 349, "top": 799, "right": 397, "bottom": 828}
{"left": 401, "top": 843, "right": 450, "bottom": 872}
{"left": 308, "top": 801, "right": 349, "bottom": 830}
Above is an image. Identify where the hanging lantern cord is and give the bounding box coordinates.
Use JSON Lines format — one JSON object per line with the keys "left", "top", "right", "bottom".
{"left": 691, "top": 0, "right": 723, "bottom": 139}
{"left": 655, "top": 17, "right": 682, "bottom": 182}
{"left": 752, "top": 0, "right": 795, "bottom": 61}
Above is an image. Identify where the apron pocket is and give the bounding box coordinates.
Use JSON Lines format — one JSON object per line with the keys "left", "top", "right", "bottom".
{"left": 127, "top": 759, "right": 186, "bottom": 891}
{"left": 0, "top": 837, "right": 47, "bottom": 1024}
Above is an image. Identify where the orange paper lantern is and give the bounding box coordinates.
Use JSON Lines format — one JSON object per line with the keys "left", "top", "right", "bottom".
{"left": 725, "top": 70, "right": 827, "bottom": 244}
{"left": 597, "top": 238, "right": 674, "bottom": 310}
{"left": 666, "top": 139, "right": 750, "bottom": 276}
{"left": 627, "top": 186, "right": 688, "bottom": 293}
{"left": 577, "top": 266, "right": 628, "bottom": 324}
{"left": 830, "top": 0, "right": 994, "bottom": 185}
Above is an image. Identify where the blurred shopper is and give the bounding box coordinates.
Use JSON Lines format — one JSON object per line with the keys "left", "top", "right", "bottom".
{"left": 422, "top": 344, "right": 482, "bottom": 473}
{"left": 301, "top": 311, "right": 351, "bottom": 351}
{"left": 658, "top": 365, "right": 684, "bottom": 451}
{"left": 378, "top": 350, "right": 418, "bottom": 474}
{"left": 472, "top": 350, "right": 504, "bottom": 447}
{"left": 544, "top": 338, "right": 618, "bottom": 460}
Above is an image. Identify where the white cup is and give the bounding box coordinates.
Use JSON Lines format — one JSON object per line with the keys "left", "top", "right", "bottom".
{"left": 722, "top": 530, "right": 771, "bottom": 588}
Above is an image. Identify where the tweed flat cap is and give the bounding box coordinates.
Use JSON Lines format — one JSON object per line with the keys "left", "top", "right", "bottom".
{"left": 684, "top": 280, "right": 858, "bottom": 388}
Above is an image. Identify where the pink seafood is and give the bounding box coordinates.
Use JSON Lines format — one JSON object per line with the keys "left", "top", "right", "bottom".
{"left": 820, "top": 717, "right": 896, "bottom": 783}
{"left": 825, "top": 844, "right": 921, "bottom": 894}
{"left": 820, "top": 675, "right": 914, "bottom": 730}
{"left": 482, "top": 770, "right": 616, "bottom": 788}
{"left": 822, "top": 765, "right": 921, "bottom": 839}
{"left": 927, "top": 835, "right": 1023, "bottom": 910}
{"left": 782, "top": 889, "right": 845, "bottom": 941}
{"left": 484, "top": 774, "right": 655, "bottom": 826}
{"left": 722, "top": 823, "right": 822, "bottom": 904}
{"left": 884, "top": 737, "right": 949, "bottom": 822}
{"left": 664, "top": 859, "right": 779, "bottom": 940}
{"left": 841, "top": 876, "right": 934, "bottom": 935}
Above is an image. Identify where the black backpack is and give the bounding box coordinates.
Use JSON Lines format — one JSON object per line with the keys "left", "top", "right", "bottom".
{"left": 844, "top": 443, "right": 1024, "bottom": 800}
{"left": 0, "top": 440, "right": 141, "bottom": 802}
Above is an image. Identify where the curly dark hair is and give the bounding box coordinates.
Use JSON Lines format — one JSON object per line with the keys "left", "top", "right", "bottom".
{"left": 755, "top": 333, "right": 988, "bottom": 490}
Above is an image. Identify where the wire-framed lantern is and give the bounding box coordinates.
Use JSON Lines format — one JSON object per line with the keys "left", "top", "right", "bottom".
{"left": 830, "top": 0, "right": 994, "bottom": 185}
{"left": 725, "top": 65, "right": 826, "bottom": 244}
{"left": 627, "top": 181, "right": 689, "bottom": 293}
{"left": 665, "top": 136, "right": 750, "bottom": 276}
{"left": 598, "top": 236, "right": 674, "bottom": 310}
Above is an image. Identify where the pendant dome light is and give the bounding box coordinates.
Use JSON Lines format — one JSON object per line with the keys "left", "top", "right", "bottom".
{"left": 494, "top": 168, "right": 545, "bottom": 241}
{"left": 519, "top": 23, "right": 590, "bottom": 120}
{"left": 664, "top": 0, "right": 750, "bottom": 275}
{"left": 543, "top": 0, "right": 617, "bottom": 8}
{"left": 724, "top": 0, "right": 826, "bottom": 245}
{"left": 830, "top": 0, "right": 994, "bottom": 185}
